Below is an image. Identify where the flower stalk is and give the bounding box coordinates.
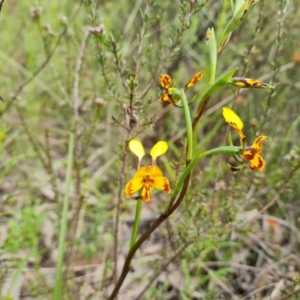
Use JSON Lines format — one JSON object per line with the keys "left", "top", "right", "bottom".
{"left": 129, "top": 199, "right": 142, "bottom": 250}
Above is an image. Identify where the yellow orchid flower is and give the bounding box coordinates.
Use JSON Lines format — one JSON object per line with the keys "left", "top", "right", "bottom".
{"left": 159, "top": 74, "right": 175, "bottom": 104}
{"left": 242, "top": 136, "right": 268, "bottom": 171}
{"left": 222, "top": 107, "right": 267, "bottom": 172}
{"left": 126, "top": 140, "right": 171, "bottom": 201}
{"left": 125, "top": 165, "right": 171, "bottom": 202}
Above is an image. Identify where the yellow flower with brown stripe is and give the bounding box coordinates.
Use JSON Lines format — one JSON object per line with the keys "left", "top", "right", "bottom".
{"left": 222, "top": 107, "right": 267, "bottom": 172}
{"left": 125, "top": 165, "right": 171, "bottom": 202}
{"left": 159, "top": 71, "right": 205, "bottom": 104}
{"left": 125, "top": 140, "right": 171, "bottom": 201}
{"left": 228, "top": 77, "right": 274, "bottom": 89}
{"left": 184, "top": 71, "right": 205, "bottom": 89}
{"left": 159, "top": 74, "right": 174, "bottom": 104}
{"left": 242, "top": 136, "right": 267, "bottom": 171}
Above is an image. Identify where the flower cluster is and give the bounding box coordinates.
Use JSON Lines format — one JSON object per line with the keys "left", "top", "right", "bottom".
{"left": 125, "top": 140, "right": 171, "bottom": 202}
{"left": 222, "top": 107, "right": 267, "bottom": 171}
{"left": 159, "top": 71, "right": 205, "bottom": 105}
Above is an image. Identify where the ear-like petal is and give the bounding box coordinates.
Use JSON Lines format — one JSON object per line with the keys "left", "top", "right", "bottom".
{"left": 150, "top": 142, "right": 168, "bottom": 161}
{"left": 129, "top": 139, "right": 145, "bottom": 161}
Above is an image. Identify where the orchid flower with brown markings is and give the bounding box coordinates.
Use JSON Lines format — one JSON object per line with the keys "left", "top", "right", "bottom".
{"left": 159, "top": 71, "right": 205, "bottom": 105}
{"left": 222, "top": 107, "right": 267, "bottom": 172}
{"left": 125, "top": 140, "right": 171, "bottom": 201}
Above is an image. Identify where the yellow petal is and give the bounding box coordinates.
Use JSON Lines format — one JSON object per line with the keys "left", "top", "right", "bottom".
{"left": 242, "top": 149, "right": 255, "bottom": 162}
{"left": 150, "top": 141, "right": 168, "bottom": 160}
{"left": 159, "top": 74, "right": 172, "bottom": 89}
{"left": 242, "top": 149, "right": 266, "bottom": 172}
{"left": 159, "top": 91, "right": 172, "bottom": 104}
{"left": 129, "top": 139, "right": 145, "bottom": 160}
{"left": 222, "top": 107, "right": 245, "bottom": 140}
{"left": 137, "top": 166, "right": 161, "bottom": 176}
{"left": 249, "top": 153, "right": 266, "bottom": 172}
{"left": 140, "top": 185, "right": 152, "bottom": 202}
{"left": 230, "top": 77, "right": 274, "bottom": 89}
{"left": 184, "top": 71, "right": 205, "bottom": 89}
{"left": 126, "top": 166, "right": 171, "bottom": 201}
{"left": 252, "top": 136, "right": 267, "bottom": 154}
{"left": 152, "top": 176, "right": 171, "bottom": 194}
{"left": 125, "top": 176, "right": 143, "bottom": 198}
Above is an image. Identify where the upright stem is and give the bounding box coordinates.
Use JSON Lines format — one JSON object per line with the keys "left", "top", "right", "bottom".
{"left": 167, "top": 90, "right": 192, "bottom": 211}
{"left": 129, "top": 199, "right": 142, "bottom": 250}
{"left": 181, "top": 89, "right": 193, "bottom": 162}
{"left": 53, "top": 132, "right": 74, "bottom": 299}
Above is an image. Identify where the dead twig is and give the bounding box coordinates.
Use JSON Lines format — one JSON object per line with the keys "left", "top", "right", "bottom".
{"left": 0, "top": 0, "right": 4, "bottom": 11}
{"left": 0, "top": 0, "right": 84, "bottom": 119}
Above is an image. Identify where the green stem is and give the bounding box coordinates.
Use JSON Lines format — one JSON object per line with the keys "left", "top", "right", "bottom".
{"left": 53, "top": 132, "right": 74, "bottom": 299}
{"left": 181, "top": 89, "right": 193, "bottom": 162}
{"left": 129, "top": 199, "right": 142, "bottom": 250}
{"left": 166, "top": 90, "right": 192, "bottom": 211}
{"left": 167, "top": 146, "right": 240, "bottom": 212}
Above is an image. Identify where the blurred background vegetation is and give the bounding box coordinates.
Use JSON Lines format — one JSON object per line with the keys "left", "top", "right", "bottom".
{"left": 0, "top": 0, "right": 300, "bottom": 299}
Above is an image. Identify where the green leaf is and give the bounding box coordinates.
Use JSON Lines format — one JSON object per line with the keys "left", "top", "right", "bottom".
{"left": 196, "top": 67, "right": 238, "bottom": 114}
{"left": 206, "top": 27, "right": 217, "bottom": 85}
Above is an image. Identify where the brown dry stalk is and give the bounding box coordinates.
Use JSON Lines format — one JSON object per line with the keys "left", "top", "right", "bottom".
{"left": 64, "top": 26, "right": 92, "bottom": 289}
{"left": 0, "top": 1, "right": 84, "bottom": 120}
{"left": 0, "top": 0, "right": 4, "bottom": 11}
{"left": 113, "top": 140, "right": 130, "bottom": 284}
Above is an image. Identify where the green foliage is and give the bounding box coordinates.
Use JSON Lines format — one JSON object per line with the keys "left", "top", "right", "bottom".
{"left": 0, "top": 0, "right": 299, "bottom": 298}
{"left": 3, "top": 206, "right": 45, "bottom": 256}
